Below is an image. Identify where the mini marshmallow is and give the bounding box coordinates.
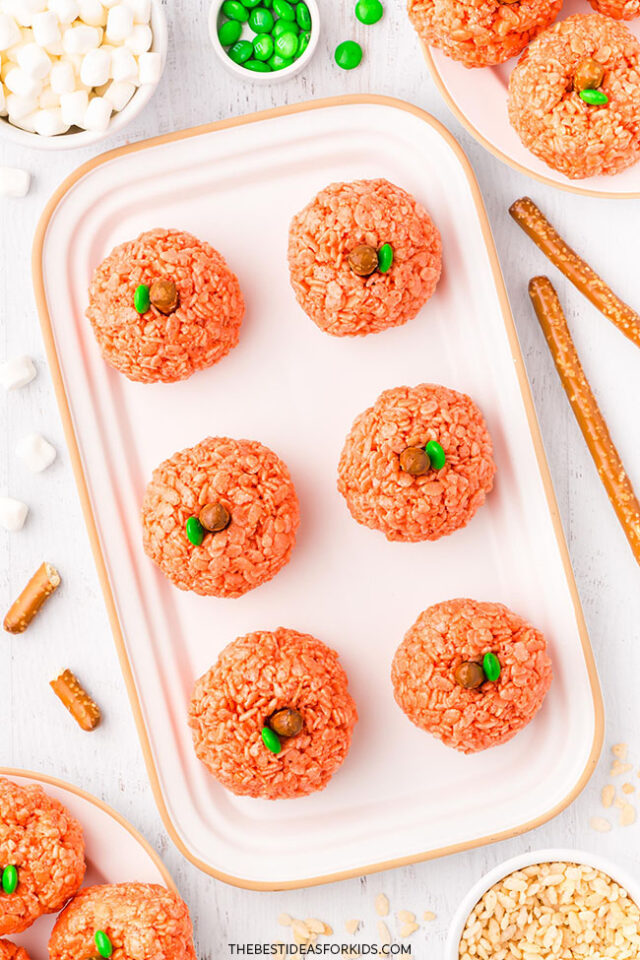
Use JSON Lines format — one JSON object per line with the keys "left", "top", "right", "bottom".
{"left": 17, "top": 42, "right": 52, "bottom": 79}
{"left": 103, "top": 76, "right": 132, "bottom": 109}
{"left": 0, "top": 13, "right": 21, "bottom": 50}
{"left": 8, "top": 0, "right": 47, "bottom": 28}
{"left": 32, "top": 105, "right": 68, "bottom": 134}
{"left": 109, "top": 42, "right": 135, "bottom": 80}
{"left": 106, "top": 3, "right": 132, "bottom": 42}
{"left": 6, "top": 91, "right": 38, "bottom": 118}
{"left": 78, "top": 0, "right": 106, "bottom": 25}
{"left": 10, "top": 111, "right": 37, "bottom": 131}
{"left": 47, "top": 0, "right": 81, "bottom": 24}
{"left": 137, "top": 49, "right": 159, "bottom": 84}
{"left": 5, "top": 66, "right": 41, "bottom": 97}
{"left": 0, "top": 86, "right": 6, "bottom": 115}
{"left": 0, "top": 165, "right": 31, "bottom": 196}
{"left": 31, "top": 9, "right": 59, "bottom": 45}
{"left": 80, "top": 45, "right": 109, "bottom": 85}
{"left": 60, "top": 86, "right": 87, "bottom": 124}
{"left": 127, "top": 0, "right": 150, "bottom": 23}
{"left": 0, "top": 496, "right": 29, "bottom": 532}
{"left": 38, "top": 84, "right": 60, "bottom": 107}
{"left": 43, "top": 36, "right": 63, "bottom": 53}
{"left": 15, "top": 433, "right": 57, "bottom": 473}
{"left": 82, "top": 93, "right": 110, "bottom": 129}
{"left": 49, "top": 58, "right": 75, "bottom": 93}
{"left": 62, "top": 23, "right": 101, "bottom": 53}
{"left": 0, "top": 355, "right": 36, "bottom": 389}
{"left": 124, "top": 21, "right": 149, "bottom": 53}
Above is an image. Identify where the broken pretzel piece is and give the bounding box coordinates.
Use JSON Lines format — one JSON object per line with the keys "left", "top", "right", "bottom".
{"left": 50, "top": 669, "right": 101, "bottom": 732}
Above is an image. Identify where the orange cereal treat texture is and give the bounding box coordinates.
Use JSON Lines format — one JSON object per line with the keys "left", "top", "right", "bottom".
{"left": 189, "top": 628, "right": 358, "bottom": 799}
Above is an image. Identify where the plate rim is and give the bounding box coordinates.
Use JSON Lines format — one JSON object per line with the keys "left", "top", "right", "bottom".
{"left": 31, "top": 93, "right": 605, "bottom": 890}
{"left": 422, "top": 45, "right": 640, "bottom": 200}
{"left": 0, "top": 767, "right": 176, "bottom": 892}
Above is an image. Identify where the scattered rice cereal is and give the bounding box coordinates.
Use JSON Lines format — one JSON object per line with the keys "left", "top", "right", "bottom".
{"left": 288, "top": 179, "right": 442, "bottom": 337}
{"left": 407, "top": 0, "right": 563, "bottom": 68}
{"left": 392, "top": 598, "right": 552, "bottom": 753}
{"left": 141, "top": 437, "right": 299, "bottom": 598}
{"left": 459, "top": 861, "right": 640, "bottom": 960}
{"left": 375, "top": 894, "right": 390, "bottom": 917}
{"left": 508, "top": 14, "right": 640, "bottom": 180}
{"left": 189, "top": 627, "right": 358, "bottom": 799}
{"left": 87, "top": 229, "right": 244, "bottom": 383}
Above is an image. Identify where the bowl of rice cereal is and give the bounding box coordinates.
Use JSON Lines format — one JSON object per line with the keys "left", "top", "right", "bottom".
{"left": 447, "top": 848, "right": 640, "bottom": 960}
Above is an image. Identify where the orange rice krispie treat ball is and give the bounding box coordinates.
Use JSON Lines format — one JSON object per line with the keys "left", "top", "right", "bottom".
{"left": 588, "top": 0, "right": 640, "bottom": 19}
{"left": 142, "top": 437, "right": 299, "bottom": 598}
{"left": 508, "top": 14, "right": 640, "bottom": 179}
{"left": 0, "top": 940, "right": 31, "bottom": 960}
{"left": 86, "top": 229, "right": 244, "bottom": 383}
{"left": 337, "top": 383, "right": 495, "bottom": 542}
{"left": 392, "top": 599, "right": 553, "bottom": 753}
{"left": 48, "top": 883, "right": 196, "bottom": 960}
{"left": 407, "top": 0, "right": 563, "bottom": 68}
{"left": 288, "top": 179, "right": 442, "bottom": 337}
{"left": 0, "top": 778, "right": 85, "bottom": 935}
{"left": 189, "top": 627, "right": 358, "bottom": 799}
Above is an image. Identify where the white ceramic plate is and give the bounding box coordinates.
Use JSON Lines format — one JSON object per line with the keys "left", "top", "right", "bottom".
{"left": 0, "top": 769, "right": 174, "bottom": 955}
{"left": 33, "top": 96, "right": 602, "bottom": 890}
{"left": 424, "top": 0, "right": 640, "bottom": 197}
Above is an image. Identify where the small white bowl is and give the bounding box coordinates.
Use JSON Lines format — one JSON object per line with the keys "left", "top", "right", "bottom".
{"left": 446, "top": 848, "right": 640, "bottom": 959}
{"left": 0, "top": 0, "right": 168, "bottom": 151}
{"left": 209, "top": 0, "right": 319, "bottom": 83}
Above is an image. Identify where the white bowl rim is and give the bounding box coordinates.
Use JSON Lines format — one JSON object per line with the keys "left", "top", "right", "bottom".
{"left": 446, "top": 847, "right": 640, "bottom": 959}
{"left": 208, "top": 0, "right": 320, "bottom": 84}
{"left": 0, "top": 0, "right": 168, "bottom": 151}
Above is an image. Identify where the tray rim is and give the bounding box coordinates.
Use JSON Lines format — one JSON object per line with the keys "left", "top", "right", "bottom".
{"left": 0, "top": 767, "right": 176, "bottom": 891}
{"left": 31, "top": 93, "right": 604, "bottom": 890}
{"left": 422, "top": 45, "right": 640, "bottom": 200}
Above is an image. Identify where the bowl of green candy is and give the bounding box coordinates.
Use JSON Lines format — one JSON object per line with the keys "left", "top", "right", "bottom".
{"left": 209, "top": 0, "right": 319, "bottom": 80}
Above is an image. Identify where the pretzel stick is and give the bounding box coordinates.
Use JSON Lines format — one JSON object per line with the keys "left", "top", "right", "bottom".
{"left": 529, "top": 276, "right": 640, "bottom": 565}
{"left": 3, "top": 562, "right": 61, "bottom": 634}
{"left": 50, "top": 670, "right": 101, "bottom": 732}
{"left": 511, "top": 197, "right": 640, "bottom": 349}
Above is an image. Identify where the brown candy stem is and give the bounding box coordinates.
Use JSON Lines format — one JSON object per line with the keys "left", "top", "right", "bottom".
{"left": 348, "top": 245, "right": 379, "bottom": 277}
{"left": 149, "top": 279, "right": 179, "bottom": 315}
{"left": 399, "top": 446, "right": 430, "bottom": 476}
{"left": 3, "top": 562, "right": 61, "bottom": 634}
{"left": 50, "top": 670, "right": 101, "bottom": 732}
{"left": 199, "top": 502, "right": 231, "bottom": 533}
{"left": 529, "top": 276, "right": 640, "bottom": 566}
{"left": 269, "top": 708, "right": 303, "bottom": 738}
{"left": 510, "top": 197, "right": 640, "bottom": 350}
{"left": 454, "top": 661, "right": 485, "bottom": 690}
{"left": 573, "top": 58, "right": 605, "bottom": 93}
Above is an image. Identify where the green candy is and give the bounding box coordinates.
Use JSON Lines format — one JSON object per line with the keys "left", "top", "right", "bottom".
{"left": 334, "top": 40, "right": 362, "bottom": 70}
{"left": 253, "top": 33, "right": 274, "bottom": 59}
{"left": 296, "top": 30, "right": 309, "bottom": 58}
{"left": 483, "top": 652, "right": 501, "bottom": 683}
{"left": 355, "top": 0, "right": 383, "bottom": 23}
{"left": 273, "top": 0, "right": 295, "bottom": 19}
{"left": 272, "top": 18, "right": 298, "bottom": 36}
{"left": 134, "top": 284, "right": 150, "bottom": 314}
{"left": 245, "top": 58, "right": 272, "bottom": 70}
{"left": 221, "top": 0, "right": 249, "bottom": 19}
{"left": 218, "top": 18, "right": 242, "bottom": 45}
{"left": 296, "top": 1, "right": 311, "bottom": 29}
{"left": 261, "top": 726, "right": 281, "bottom": 754}
{"left": 268, "top": 53, "right": 293, "bottom": 70}
{"left": 579, "top": 88, "right": 608, "bottom": 105}
{"left": 2, "top": 866, "right": 17, "bottom": 895}
{"left": 274, "top": 29, "right": 298, "bottom": 59}
{"left": 249, "top": 6, "right": 274, "bottom": 32}
{"left": 228, "top": 39, "right": 253, "bottom": 62}
{"left": 377, "top": 242, "right": 393, "bottom": 273}
{"left": 240, "top": 0, "right": 262, "bottom": 6}
{"left": 425, "top": 440, "right": 446, "bottom": 471}
{"left": 94, "top": 931, "right": 113, "bottom": 959}
{"left": 186, "top": 516, "right": 205, "bottom": 546}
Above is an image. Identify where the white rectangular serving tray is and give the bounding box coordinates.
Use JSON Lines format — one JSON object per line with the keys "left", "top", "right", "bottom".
{"left": 34, "top": 96, "right": 603, "bottom": 890}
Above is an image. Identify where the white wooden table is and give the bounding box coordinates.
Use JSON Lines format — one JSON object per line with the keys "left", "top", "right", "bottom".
{"left": 2, "top": 1, "right": 640, "bottom": 955}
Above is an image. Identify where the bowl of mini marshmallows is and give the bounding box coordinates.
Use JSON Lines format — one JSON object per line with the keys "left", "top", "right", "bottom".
{"left": 447, "top": 848, "right": 640, "bottom": 960}
{"left": 0, "top": 0, "right": 167, "bottom": 148}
